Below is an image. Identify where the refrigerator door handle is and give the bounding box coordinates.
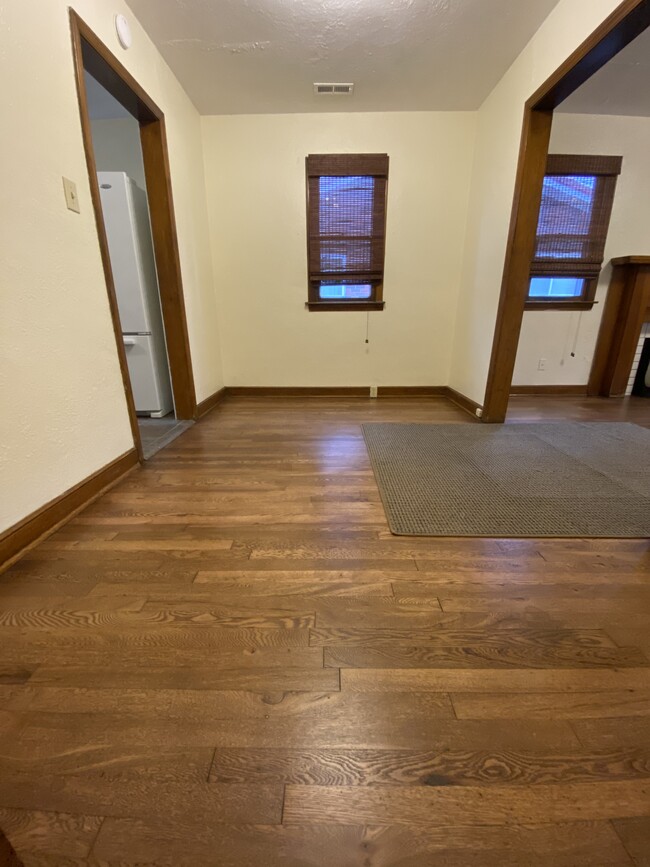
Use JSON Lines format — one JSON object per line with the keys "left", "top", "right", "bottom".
{"left": 123, "top": 337, "right": 136, "bottom": 347}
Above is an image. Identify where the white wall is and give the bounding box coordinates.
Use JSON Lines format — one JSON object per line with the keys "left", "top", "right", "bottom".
{"left": 0, "top": 0, "right": 223, "bottom": 533}
{"left": 90, "top": 117, "right": 147, "bottom": 191}
{"left": 449, "top": 0, "right": 626, "bottom": 405}
{"left": 202, "top": 112, "right": 476, "bottom": 387}
{"left": 513, "top": 113, "right": 650, "bottom": 386}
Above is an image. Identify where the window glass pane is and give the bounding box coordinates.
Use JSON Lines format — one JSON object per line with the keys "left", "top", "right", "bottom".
{"left": 319, "top": 283, "right": 372, "bottom": 300}
{"left": 319, "top": 176, "right": 374, "bottom": 272}
{"left": 535, "top": 175, "right": 597, "bottom": 259}
{"left": 529, "top": 277, "right": 585, "bottom": 298}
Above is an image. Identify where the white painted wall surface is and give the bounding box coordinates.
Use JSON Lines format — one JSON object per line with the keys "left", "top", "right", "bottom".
{"left": 202, "top": 112, "right": 476, "bottom": 387}
{"left": 0, "top": 0, "right": 223, "bottom": 533}
{"left": 514, "top": 113, "right": 650, "bottom": 386}
{"left": 90, "top": 117, "right": 147, "bottom": 191}
{"left": 449, "top": 0, "right": 625, "bottom": 405}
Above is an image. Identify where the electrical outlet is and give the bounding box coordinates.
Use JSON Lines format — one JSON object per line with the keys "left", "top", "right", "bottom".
{"left": 63, "top": 177, "right": 80, "bottom": 213}
{"left": 369, "top": 386, "right": 378, "bottom": 398}
{"left": 537, "top": 358, "right": 547, "bottom": 371}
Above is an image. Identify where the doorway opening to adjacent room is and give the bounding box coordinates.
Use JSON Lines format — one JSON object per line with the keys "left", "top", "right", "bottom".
{"left": 69, "top": 11, "right": 196, "bottom": 459}
{"left": 482, "top": 0, "right": 650, "bottom": 423}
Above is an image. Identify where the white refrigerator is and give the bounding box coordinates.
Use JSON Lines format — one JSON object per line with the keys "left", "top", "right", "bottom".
{"left": 98, "top": 171, "right": 173, "bottom": 418}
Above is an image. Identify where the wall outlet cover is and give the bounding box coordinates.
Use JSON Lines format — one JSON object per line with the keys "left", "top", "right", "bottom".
{"left": 369, "top": 386, "right": 378, "bottom": 398}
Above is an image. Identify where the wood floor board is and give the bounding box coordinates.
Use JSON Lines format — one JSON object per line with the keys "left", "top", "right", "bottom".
{"left": 0, "top": 625, "right": 310, "bottom": 655}
{"left": 452, "top": 690, "right": 650, "bottom": 719}
{"left": 325, "top": 644, "right": 648, "bottom": 670}
{"left": 3, "top": 710, "right": 579, "bottom": 753}
{"left": 612, "top": 817, "right": 650, "bottom": 867}
{"left": 282, "top": 780, "right": 650, "bottom": 827}
{"left": 210, "top": 746, "right": 650, "bottom": 787}
{"left": 26, "top": 664, "right": 338, "bottom": 693}
{"left": 310, "top": 626, "right": 617, "bottom": 649}
{"left": 0, "top": 744, "right": 214, "bottom": 784}
{"left": 0, "top": 774, "right": 283, "bottom": 827}
{"left": 0, "top": 807, "right": 103, "bottom": 859}
{"left": 572, "top": 718, "right": 650, "bottom": 750}
{"left": 88, "top": 818, "right": 635, "bottom": 866}
{"left": 342, "top": 668, "right": 650, "bottom": 692}
{"left": 1, "top": 395, "right": 648, "bottom": 863}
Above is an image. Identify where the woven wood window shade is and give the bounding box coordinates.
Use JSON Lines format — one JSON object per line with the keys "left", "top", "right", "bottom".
{"left": 306, "top": 154, "right": 389, "bottom": 306}
{"left": 532, "top": 154, "right": 622, "bottom": 279}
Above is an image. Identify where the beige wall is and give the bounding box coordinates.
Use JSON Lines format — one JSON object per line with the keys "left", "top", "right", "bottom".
{"left": 0, "top": 0, "right": 223, "bottom": 532}
{"left": 449, "top": 0, "right": 626, "bottom": 405}
{"left": 202, "top": 111, "right": 476, "bottom": 387}
{"left": 90, "top": 117, "right": 147, "bottom": 191}
{"left": 514, "top": 113, "right": 650, "bottom": 386}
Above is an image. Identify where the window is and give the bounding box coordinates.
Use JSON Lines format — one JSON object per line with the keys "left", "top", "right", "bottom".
{"left": 306, "top": 153, "right": 389, "bottom": 310}
{"left": 527, "top": 154, "right": 622, "bottom": 309}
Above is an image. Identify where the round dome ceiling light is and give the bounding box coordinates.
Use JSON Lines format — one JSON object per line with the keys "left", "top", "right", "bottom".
{"left": 115, "top": 14, "right": 132, "bottom": 49}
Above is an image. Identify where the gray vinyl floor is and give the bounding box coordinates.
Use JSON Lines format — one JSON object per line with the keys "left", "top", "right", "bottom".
{"left": 138, "top": 417, "right": 194, "bottom": 459}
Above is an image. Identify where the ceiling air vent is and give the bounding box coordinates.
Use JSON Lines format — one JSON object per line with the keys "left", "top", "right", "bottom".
{"left": 314, "top": 82, "right": 354, "bottom": 96}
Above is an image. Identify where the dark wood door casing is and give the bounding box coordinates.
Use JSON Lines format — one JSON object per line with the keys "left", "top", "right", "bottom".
{"left": 69, "top": 11, "right": 196, "bottom": 438}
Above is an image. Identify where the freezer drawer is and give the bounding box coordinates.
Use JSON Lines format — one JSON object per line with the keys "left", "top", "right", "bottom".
{"left": 123, "top": 334, "right": 173, "bottom": 417}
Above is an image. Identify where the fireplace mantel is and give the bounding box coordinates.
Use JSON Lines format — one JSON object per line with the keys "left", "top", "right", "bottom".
{"left": 588, "top": 257, "right": 650, "bottom": 397}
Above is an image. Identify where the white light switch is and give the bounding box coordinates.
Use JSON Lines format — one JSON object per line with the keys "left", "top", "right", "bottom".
{"left": 63, "top": 177, "right": 80, "bottom": 213}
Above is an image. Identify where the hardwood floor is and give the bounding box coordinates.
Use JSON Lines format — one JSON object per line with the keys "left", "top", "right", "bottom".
{"left": 0, "top": 395, "right": 649, "bottom": 866}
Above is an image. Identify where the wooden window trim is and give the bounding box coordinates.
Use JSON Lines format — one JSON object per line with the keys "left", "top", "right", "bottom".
{"left": 306, "top": 153, "right": 388, "bottom": 311}
{"left": 527, "top": 153, "right": 621, "bottom": 309}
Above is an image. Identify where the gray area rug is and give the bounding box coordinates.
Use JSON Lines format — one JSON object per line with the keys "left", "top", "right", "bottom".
{"left": 362, "top": 422, "right": 650, "bottom": 537}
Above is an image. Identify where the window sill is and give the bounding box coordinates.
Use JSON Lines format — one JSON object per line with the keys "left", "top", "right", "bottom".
{"left": 306, "top": 301, "right": 385, "bottom": 312}
{"left": 525, "top": 301, "right": 597, "bottom": 311}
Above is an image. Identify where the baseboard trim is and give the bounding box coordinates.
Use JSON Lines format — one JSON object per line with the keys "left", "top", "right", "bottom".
{"left": 445, "top": 386, "right": 483, "bottom": 419}
{"left": 510, "top": 385, "right": 588, "bottom": 395}
{"left": 0, "top": 449, "right": 139, "bottom": 573}
{"left": 195, "top": 386, "right": 227, "bottom": 418}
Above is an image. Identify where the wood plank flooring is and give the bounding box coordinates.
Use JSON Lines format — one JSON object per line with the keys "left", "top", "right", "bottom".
{"left": 0, "top": 394, "right": 649, "bottom": 866}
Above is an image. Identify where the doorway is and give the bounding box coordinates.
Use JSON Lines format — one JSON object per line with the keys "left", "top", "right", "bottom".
{"left": 70, "top": 11, "right": 196, "bottom": 459}
{"left": 481, "top": 0, "right": 650, "bottom": 423}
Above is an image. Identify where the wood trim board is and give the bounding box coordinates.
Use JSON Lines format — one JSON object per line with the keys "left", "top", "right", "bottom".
{"left": 481, "top": 0, "right": 650, "bottom": 423}
{"left": 589, "top": 260, "right": 650, "bottom": 395}
{"left": 196, "top": 387, "right": 227, "bottom": 418}
{"left": 0, "top": 450, "right": 138, "bottom": 573}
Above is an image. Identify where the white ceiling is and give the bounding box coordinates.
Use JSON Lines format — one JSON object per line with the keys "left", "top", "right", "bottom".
{"left": 558, "top": 25, "right": 650, "bottom": 117}
{"left": 126, "top": 0, "right": 562, "bottom": 114}
{"left": 84, "top": 71, "right": 131, "bottom": 119}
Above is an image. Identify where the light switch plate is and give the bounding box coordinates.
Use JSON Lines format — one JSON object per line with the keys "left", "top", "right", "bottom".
{"left": 63, "top": 177, "right": 80, "bottom": 213}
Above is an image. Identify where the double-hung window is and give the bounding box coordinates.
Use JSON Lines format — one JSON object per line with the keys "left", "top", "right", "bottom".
{"left": 527, "top": 154, "right": 622, "bottom": 309}
{"left": 306, "top": 153, "right": 389, "bottom": 310}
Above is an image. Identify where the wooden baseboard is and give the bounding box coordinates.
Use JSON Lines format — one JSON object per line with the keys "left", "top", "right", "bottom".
{"left": 0, "top": 449, "right": 138, "bottom": 573}
{"left": 445, "top": 386, "right": 483, "bottom": 419}
{"left": 510, "top": 385, "right": 588, "bottom": 395}
{"left": 195, "top": 386, "right": 227, "bottom": 418}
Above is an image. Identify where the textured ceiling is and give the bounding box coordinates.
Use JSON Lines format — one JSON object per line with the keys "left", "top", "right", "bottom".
{"left": 126, "top": 0, "right": 562, "bottom": 114}
{"left": 558, "top": 26, "right": 650, "bottom": 117}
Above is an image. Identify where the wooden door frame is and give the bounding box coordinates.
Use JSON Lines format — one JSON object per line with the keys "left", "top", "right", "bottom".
{"left": 481, "top": 0, "right": 650, "bottom": 423}
{"left": 69, "top": 10, "right": 197, "bottom": 461}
